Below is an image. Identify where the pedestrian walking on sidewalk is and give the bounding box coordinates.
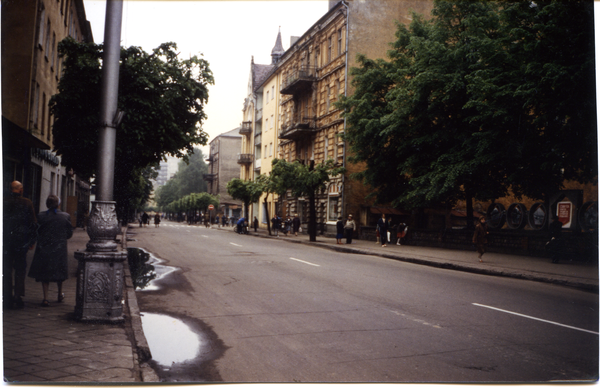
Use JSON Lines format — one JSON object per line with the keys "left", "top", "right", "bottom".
{"left": 271, "top": 215, "right": 281, "bottom": 237}
{"left": 253, "top": 216, "right": 259, "bottom": 232}
{"left": 28, "top": 195, "right": 73, "bottom": 307}
{"left": 396, "top": 223, "right": 407, "bottom": 245}
{"left": 3, "top": 181, "right": 37, "bottom": 310}
{"left": 377, "top": 214, "right": 390, "bottom": 247}
{"left": 292, "top": 214, "right": 301, "bottom": 236}
{"left": 344, "top": 214, "right": 356, "bottom": 244}
{"left": 473, "top": 216, "right": 488, "bottom": 262}
{"left": 336, "top": 216, "right": 344, "bottom": 244}
{"left": 154, "top": 213, "right": 161, "bottom": 227}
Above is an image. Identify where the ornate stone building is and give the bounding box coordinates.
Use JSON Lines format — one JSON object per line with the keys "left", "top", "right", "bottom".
{"left": 245, "top": 0, "right": 434, "bottom": 235}
{"left": 2, "top": 0, "right": 93, "bottom": 224}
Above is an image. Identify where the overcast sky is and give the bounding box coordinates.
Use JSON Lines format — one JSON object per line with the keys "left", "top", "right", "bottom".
{"left": 83, "top": 0, "right": 329, "bottom": 157}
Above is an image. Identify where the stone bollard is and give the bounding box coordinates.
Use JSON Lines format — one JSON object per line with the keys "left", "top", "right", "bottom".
{"left": 74, "top": 201, "right": 127, "bottom": 322}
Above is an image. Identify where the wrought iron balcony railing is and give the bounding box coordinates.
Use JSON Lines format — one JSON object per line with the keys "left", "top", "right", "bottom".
{"left": 280, "top": 66, "right": 316, "bottom": 95}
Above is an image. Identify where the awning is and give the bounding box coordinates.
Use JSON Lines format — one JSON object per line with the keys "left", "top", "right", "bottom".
{"left": 2, "top": 116, "right": 50, "bottom": 150}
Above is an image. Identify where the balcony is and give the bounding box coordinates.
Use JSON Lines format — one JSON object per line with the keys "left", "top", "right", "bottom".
{"left": 203, "top": 173, "right": 216, "bottom": 181}
{"left": 280, "top": 66, "right": 316, "bottom": 95}
{"left": 279, "top": 116, "right": 317, "bottom": 140}
{"left": 239, "top": 121, "right": 252, "bottom": 135}
{"left": 237, "top": 153, "right": 253, "bottom": 165}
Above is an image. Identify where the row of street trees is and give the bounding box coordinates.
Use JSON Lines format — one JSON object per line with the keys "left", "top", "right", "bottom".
{"left": 50, "top": 39, "right": 213, "bottom": 221}
{"left": 228, "top": 159, "right": 344, "bottom": 242}
{"left": 162, "top": 192, "right": 219, "bottom": 221}
{"left": 338, "top": 0, "right": 596, "bottom": 227}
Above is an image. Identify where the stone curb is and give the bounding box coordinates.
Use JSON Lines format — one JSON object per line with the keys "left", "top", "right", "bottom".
{"left": 122, "top": 226, "right": 160, "bottom": 383}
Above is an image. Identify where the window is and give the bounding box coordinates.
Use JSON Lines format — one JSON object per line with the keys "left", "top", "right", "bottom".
{"left": 266, "top": 90, "right": 269, "bottom": 103}
{"left": 44, "top": 20, "right": 51, "bottom": 57}
{"left": 37, "top": 8, "right": 46, "bottom": 48}
{"left": 327, "top": 36, "right": 332, "bottom": 63}
{"left": 337, "top": 29, "right": 343, "bottom": 56}
{"left": 271, "top": 86, "right": 274, "bottom": 100}
{"left": 325, "top": 136, "right": 330, "bottom": 159}
{"left": 326, "top": 85, "right": 331, "bottom": 112}
{"left": 269, "top": 143, "right": 273, "bottom": 157}
{"left": 270, "top": 115, "right": 274, "bottom": 129}
{"left": 265, "top": 118, "right": 268, "bottom": 131}
{"left": 264, "top": 145, "right": 268, "bottom": 159}
{"left": 32, "top": 83, "right": 40, "bottom": 129}
{"left": 328, "top": 196, "right": 340, "bottom": 221}
{"left": 50, "top": 33, "right": 56, "bottom": 69}
{"left": 41, "top": 93, "right": 47, "bottom": 135}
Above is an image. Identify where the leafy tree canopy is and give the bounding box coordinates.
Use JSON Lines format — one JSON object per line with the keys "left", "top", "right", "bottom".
{"left": 338, "top": 0, "right": 596, "bottom": 214}
{"left": 50, "top": 39, "right": 213, "bottom": 218}
{"left": 227, "top": 178, "right": 264, "bottom": 219}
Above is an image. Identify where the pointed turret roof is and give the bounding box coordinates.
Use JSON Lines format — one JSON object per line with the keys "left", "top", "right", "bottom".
{"left": 271, "top": 27, "right": 285, "bottom": 65}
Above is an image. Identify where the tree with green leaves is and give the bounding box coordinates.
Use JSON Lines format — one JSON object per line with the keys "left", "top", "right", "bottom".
{"left": 50, "top": 38, "right": 213, "bottom": 220}
{"left": 154, "top": 148, "right": 209, "bottom": 210}
{"left": 226, "top": 178, "right": 263, "bottom": 220}
{"left": 270, "top": 159, "right": 344, "bottom": 242}
{"left": 338, "top": 0, "right": 596, "bottom": 228}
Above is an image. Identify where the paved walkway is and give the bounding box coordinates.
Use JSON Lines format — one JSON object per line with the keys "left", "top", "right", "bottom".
{"left": 3, "top": 222, "right": 597, "bottom": 382}
{"left": 2, "top": 227, "right": 158, "bottom": 383}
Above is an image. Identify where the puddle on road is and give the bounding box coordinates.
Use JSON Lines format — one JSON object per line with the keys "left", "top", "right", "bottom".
{"left": 127, "top": 247, "right": 176, "bottom": 291}
{"left": 141, "top": 313, "right": 205, "bottom": 367}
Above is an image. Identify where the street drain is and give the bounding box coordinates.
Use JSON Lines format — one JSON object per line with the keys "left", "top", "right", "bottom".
{"left": 141, "top": 313, "right": 206, "bottom": 367}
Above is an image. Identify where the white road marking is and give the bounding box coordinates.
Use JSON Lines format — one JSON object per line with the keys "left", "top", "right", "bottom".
{"left": 230, "top": 242, "right": 242, "bottom": 247}
{"left": 389, "top": 310, "right": 442, "bottom": 329}
{"left": 201, "top": 235, "right": 209, "bottom": 238}
{"left": 289, "top": 257, "right": 320, "bottom": 267}
{"left": 473, "top": 303, "right": 599, "bottom": 335}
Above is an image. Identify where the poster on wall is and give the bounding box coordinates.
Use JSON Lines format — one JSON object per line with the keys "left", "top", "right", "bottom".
{"left": 557, "top": 201, "right": 573, "bottom": 228}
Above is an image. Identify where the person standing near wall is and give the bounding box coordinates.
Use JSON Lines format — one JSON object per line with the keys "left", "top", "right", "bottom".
{"left": 344, "top": 214, "right": 356, "bottom": 244}
{"left": 3, "top": 181, "right": 37, "bottom": 309}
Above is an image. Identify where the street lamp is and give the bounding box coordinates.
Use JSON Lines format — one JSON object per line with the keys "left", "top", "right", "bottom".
{"left": 74, "top": 0, "right": 127, "bottom": 322}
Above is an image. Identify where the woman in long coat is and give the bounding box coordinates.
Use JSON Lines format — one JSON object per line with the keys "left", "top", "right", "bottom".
{"left": 28, "top": 195, "right": 73, "bottom": 307}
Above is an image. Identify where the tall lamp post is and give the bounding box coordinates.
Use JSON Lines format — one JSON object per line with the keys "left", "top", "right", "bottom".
{"left": 74, "top": 0, "right": 127, "bottom": 322}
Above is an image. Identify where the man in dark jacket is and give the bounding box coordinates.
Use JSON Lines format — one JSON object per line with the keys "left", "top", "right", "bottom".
{"left": 3, "top": 181, "right": 37, "bottom": 309}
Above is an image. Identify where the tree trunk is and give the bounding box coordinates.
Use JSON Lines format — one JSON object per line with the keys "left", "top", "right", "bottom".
{"left": 308, "top": 191, "right": 317, "bottom": 242}
{"left": 263, "top": 197, "right": 271, "bottom": 236}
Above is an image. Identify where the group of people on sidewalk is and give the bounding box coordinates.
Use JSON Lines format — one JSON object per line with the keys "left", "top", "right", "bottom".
{"left": 271, "top": 214, "right": 302, "bottom": 237}
{"left": 3, "top": 181, "right": 73, "bottom": 309}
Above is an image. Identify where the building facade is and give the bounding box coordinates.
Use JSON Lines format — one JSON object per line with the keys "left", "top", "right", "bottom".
{"left": 242, "top": 0, "right": 433, "bottom": 235}
{"left": 204, "top": 128, "right": 243, "bottom": 220}
{"left": 2, "top": 0, "right": 93, "bottom": 224}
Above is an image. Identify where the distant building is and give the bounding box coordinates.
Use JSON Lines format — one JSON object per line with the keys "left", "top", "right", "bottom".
{"left": 154, "top": 156, "right": 180, "bottom": 187}
{"left": 204, "top": 127, "right": 243, "bottom": 219}
{"left": 2, "top": 0, "right": 94, "bottom": 225}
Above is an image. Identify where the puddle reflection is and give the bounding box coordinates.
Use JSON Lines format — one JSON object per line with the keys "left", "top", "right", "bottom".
{"left": 141, "top": 313, "right": 204, "bottom": 367}
{"left": 127, "top": 247, "right": 176, "bottom": 291}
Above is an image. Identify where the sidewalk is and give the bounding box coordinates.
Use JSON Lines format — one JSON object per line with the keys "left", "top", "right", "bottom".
{"left": 2, "top": 227, "right": 158, "bottom": 383}
{"left": 234, "top": 225, "right": 599, "bottom": 293}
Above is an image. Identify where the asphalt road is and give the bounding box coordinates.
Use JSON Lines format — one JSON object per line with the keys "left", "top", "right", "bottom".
{"left": 130, "top": 221, "right": 598, "bottom": 383}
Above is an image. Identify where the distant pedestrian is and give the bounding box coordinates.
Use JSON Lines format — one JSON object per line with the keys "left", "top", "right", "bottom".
{"left": 336, "top": 216, "right": 344, "bottom": 244}
{"left": 141, "top": 212, "right": 149, "bottom": 227}
{"left": 271, "top": 215, "right": 281, "bottom": 237}
{"left": 253, "top": 216, "right": 259, "bottom": 232}
{"left": 473, "top": 216, "right": 488, "bottom": 262}
{"left": 547, "top": 216, "right": 564, "bottom": 263}
{"left": 292, "top": 214, "right": 301, "bottom": 236}
{"left": 284, "top": 216, "right": 292, "bottom": 236}
{"left": 344, "top": 214, "right": 356, "bottom": 244}
{"left": 222, "top": 215, "right": 227, "bottom": 227}
{"left": 216, "top": 215, "right": 220, "bottom": 228}
{"left": 28, "top": 195, "right": 73, "bottom": 307}
{"left": 154, "top": 213, "right": 161, "bottom": 227}
{"left": 377, "top": 214, "right": 389, "bottom": 247}
{"left": 396, "top": 223, "right": 407, "bottom": 245}
{"left": 3, "top": 181, "right": 37, "bottom": 309}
